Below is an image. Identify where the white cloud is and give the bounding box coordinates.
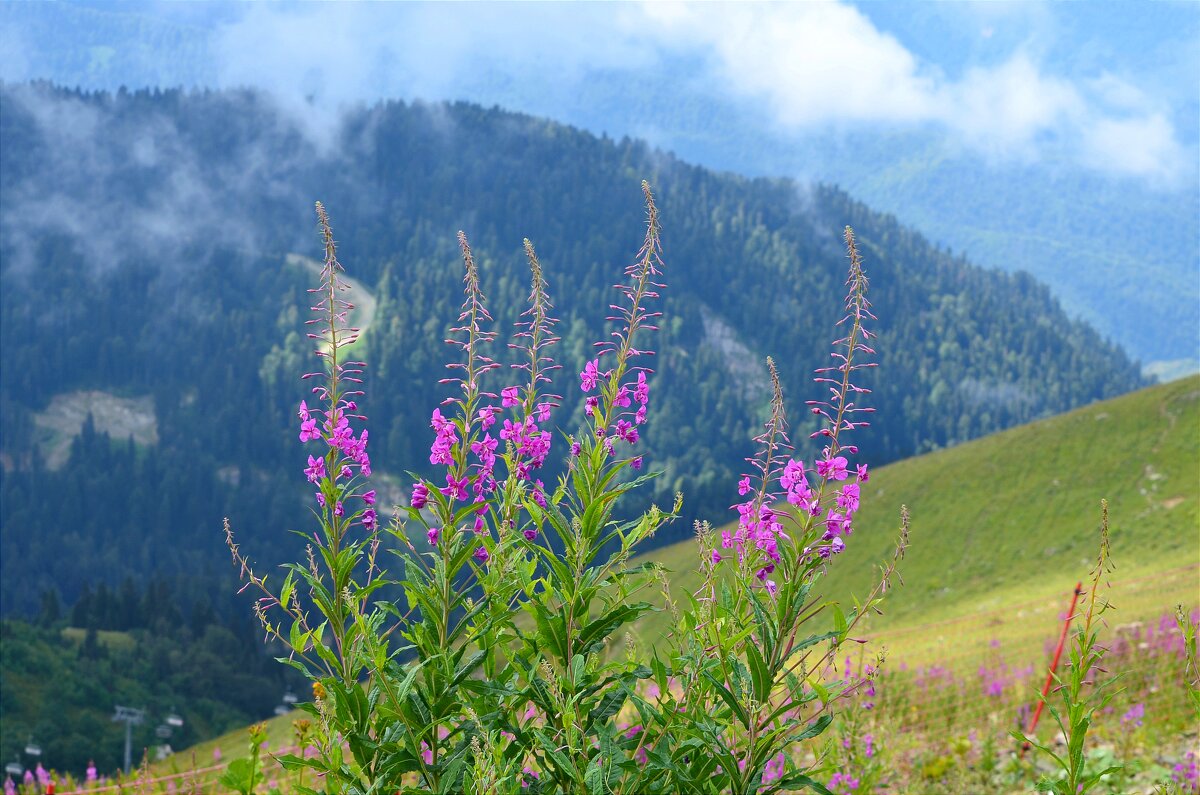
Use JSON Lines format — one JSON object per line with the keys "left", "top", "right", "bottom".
{"left": 636, "top": 2, "right": 1187, "bottom": 180}
{"left": 1081, "top": 113, "right": 1186, "bottom": 181}
{"left": 941, "top": 54, "right": 1083, "bottom": 154}
{"left": 167, "top": 0, "right": 1191, "bottom": 183}
{"left": 643, "top": 2, "right": 939, "bottom": 126}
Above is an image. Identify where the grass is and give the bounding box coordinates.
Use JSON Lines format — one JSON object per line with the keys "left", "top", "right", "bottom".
{"left": 631, "top": 374, "right": 1200, "bottom": 658}
{"left": 286, "top": 252, "right": 377, "bottom": 357}
{"left": 59, "top": 626, "right": 136, "bottom": 654}
{"left": 30, "top": 390, "right": 157, "bottom": 471}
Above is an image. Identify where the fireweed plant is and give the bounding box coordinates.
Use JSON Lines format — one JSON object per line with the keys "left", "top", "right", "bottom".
{"left": 226, "top": 188, "right": 907, "bottom": 794}
{"left": 1014, "top": 500, "right": 1123, "bottom": 795}
{"left": 627, "top": 229, "right": 909, "bottom": 795}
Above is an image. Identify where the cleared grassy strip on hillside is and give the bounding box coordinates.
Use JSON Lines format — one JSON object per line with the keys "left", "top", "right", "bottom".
{"left": 632, "top": 375, "right": 1199, "bottom": 649}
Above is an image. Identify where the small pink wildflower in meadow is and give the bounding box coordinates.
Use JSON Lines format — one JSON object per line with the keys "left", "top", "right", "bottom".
{"left": 1173, "top": 750, "right": 1199, "bottom": 793}
{"left": 829, "top": 772, "right": 860, "bottom": 794}
{"left": 1120, "top": 702, "right": 1144, "bottom": 727}
{"left": 762, "top": 752, "right": 786, "bottom": 785}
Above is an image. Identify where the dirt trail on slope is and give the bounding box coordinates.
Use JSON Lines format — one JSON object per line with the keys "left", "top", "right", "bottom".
{"left": 286, "top": 253, "right": 377, "bottom": 340}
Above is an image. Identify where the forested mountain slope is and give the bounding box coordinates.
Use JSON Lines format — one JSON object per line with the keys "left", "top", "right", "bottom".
{"left": 0, "top": 83, "right": 1145, "bottom": 616}
{"left": 3, "top": 1, "right": 1196, "bottom": 369}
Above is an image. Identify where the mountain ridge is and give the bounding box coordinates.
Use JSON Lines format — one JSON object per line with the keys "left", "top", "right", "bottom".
{"left": 0, "top": 82, "right": 1146, "bottom": 618}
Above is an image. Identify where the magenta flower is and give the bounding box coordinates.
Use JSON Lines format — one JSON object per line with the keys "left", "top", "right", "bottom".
{"left": 304, "top": 455, "right": 326, "bottom": 483}
{"left": 634, "top": 371, "right": 650, "bottom": 404}
{"left": 737, "top": 476, "right": 751, "bottom": 496}
{"left": 474, "top": 546, "right": 489, "bottom": 563}
{"left": 501, "top": 386, "right": 521, "bottom": 407}
{"left": 441, "top": 473, "right": 469, "bottom": 502}
{"left": 299, "top": 415, "right": 319, "bottom": 443}
{"left": 410, "top": 482, "right": 429, "bottom": 509}
{"left": 816, "top": 455, "right": 848, "bottom": 481}
{"left": 427, "top": 527, "right": 440, "bottom": 546}
{"left": 362, "top": 489, "right": 376, "bottom": 505}
{"left": 823, "top": 509, "right": 848, "bottom": 538}
{"left": 856, "top": 463, "right": 869, "bottom": 481}
{"left": 362, "top": 508, "right": 377, "bottom": 529}
{"left": 837, "top": 482, "right": 860, "bottom": 513}
{"left": 580, "top": 359, "right": 600, "bottom": 391}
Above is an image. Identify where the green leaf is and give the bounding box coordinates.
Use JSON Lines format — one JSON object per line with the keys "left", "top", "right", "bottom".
{"left": 701, "top": 671, "right": 749, "bottom": 728}
{"left": 578, "top": 602, "right": 653, "bottom": 653}
{"left": 745, "top": 641, "right": 772, "bottom": 703}
{"left": 775, "top": 772, "right": 835, "bottom": 794}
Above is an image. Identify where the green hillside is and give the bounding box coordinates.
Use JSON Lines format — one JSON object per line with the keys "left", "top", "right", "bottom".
{"left": 635, "top": 374, "right": 1200, "bottom": 649}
